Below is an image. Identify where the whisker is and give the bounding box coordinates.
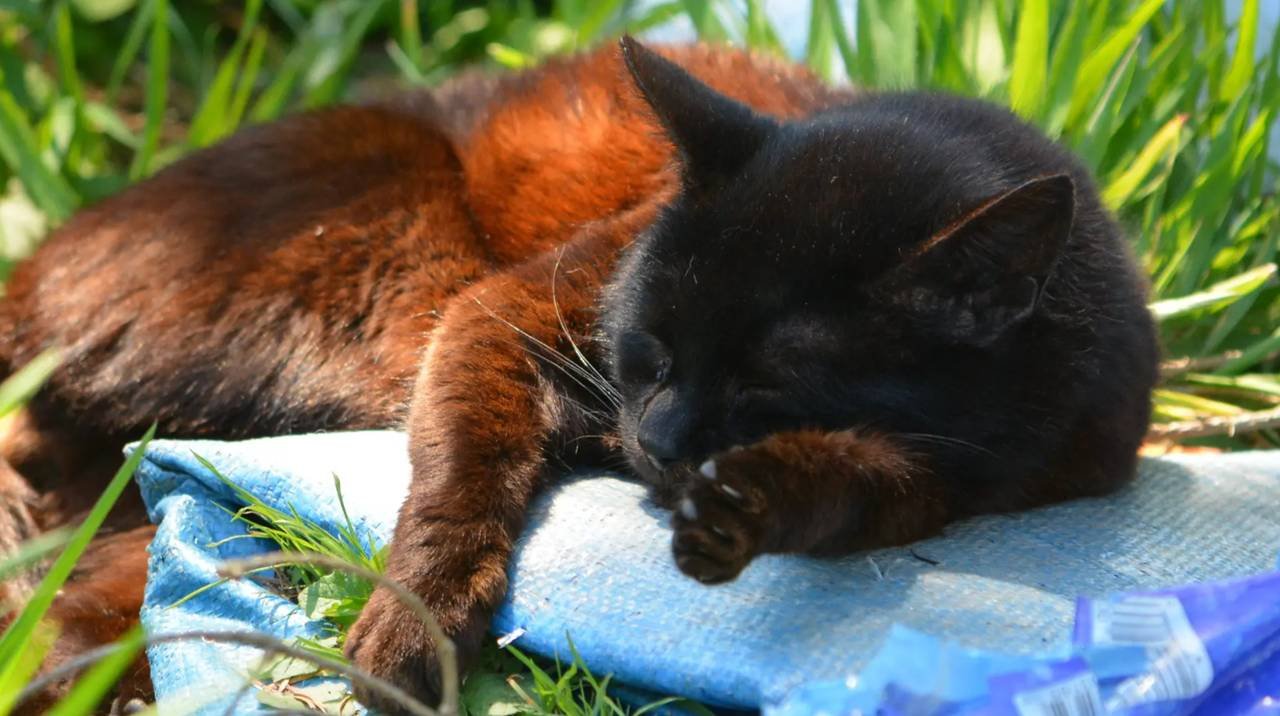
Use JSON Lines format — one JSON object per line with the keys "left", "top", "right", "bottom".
{"left": 900, "top": 432, "right": 997, "bottom": 457}
{"left": 549, "top": 249, "right": 622, "bottom": 402}
{"left": 476, "top": 295, "right": 621, "bottom": 408}
{"left": 497, "top": 333, "right": 619, "bottom": 414}
{"left": 472, "top": 295, "right": 623, "bottom": 410}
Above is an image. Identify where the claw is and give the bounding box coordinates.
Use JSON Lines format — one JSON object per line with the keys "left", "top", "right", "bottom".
{"left": 698, "top": 459, "right": 717, "bottom": 479}
{"left": 718, "top": 483, "right": 743, "bottom": 500}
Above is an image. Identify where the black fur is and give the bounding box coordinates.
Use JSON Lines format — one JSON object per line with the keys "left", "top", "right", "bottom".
{"left": 605, "top": 44, "right": 1158, "bottom": 512}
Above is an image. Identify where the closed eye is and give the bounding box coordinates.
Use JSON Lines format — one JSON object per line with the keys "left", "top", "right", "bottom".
{"left": 616, "top": 331, "right": 673, "bottom": 387}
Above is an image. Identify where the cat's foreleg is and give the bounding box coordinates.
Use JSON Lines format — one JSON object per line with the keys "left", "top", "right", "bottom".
{"left": 343, "top": 208, "right": 653, "bottom": 711}
{"left": 671, "top": 429, "right": 950, "bottom": 584}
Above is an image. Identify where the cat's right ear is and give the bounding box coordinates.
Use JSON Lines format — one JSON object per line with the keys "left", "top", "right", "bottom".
{"left": 899, "top": 174, "right": 1076, "bottom": 347}
{"left": 620, "top": 36, "right": 776, "bottom": 192}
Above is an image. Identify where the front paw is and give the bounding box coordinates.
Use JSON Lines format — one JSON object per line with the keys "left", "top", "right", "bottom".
{"left": 671, "top": 450, "right": 771, "bottom": 584}
{"left": 345, "top": 586, "right": 483, "bottom": 714}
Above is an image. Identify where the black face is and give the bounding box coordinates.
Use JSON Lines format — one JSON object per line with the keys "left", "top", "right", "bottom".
{"left": 604, "top": 42, "right": 1098, "bottom": 499}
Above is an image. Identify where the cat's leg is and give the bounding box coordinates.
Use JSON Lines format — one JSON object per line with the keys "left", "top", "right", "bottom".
{"left": 0, "top": 407, "right": 153, "bottom": 711}
{"left": 671, "top": 429, "right": 950, "bottom": 584}
{"left": 0, "top": 455, "right": 41, "bottom": 607}
{"left": 344, "top": 205, "right": 657, "bottom": 710}
{"left": 14, "top": 525, "right": 155, "bottom": 713}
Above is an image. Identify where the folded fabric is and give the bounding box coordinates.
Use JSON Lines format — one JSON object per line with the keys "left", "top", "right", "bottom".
{"left": 132, "top": 432, "right": 1280, "bottom": 714}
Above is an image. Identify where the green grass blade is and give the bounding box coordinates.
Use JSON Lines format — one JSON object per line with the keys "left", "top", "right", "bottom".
{"left": 52, "top": 2, "right": 86, "bottom": 105}
{"left": 1066, "top": 0, "right": 1163, "bottom": 128}
{"left": 857, "top": 0, "right": 918, "bottom": 88}
{"left": 1181, "top": 372, "right": 1280, "bottom": 398}
{"left": 957, "top": 1, "right": 1006, "bottom": 94}
{"left": 821, "top": 0, "right": 857, "bottom": 82}
{"left": 1042, "top": 0, "right": 1087, "bottom": 136}
{"left": 1149, "top": 264, "right": 1277, "bottom": 321}
{"left": 1153, "top": 388, "right": 1246, "bottom": 417}
{"left": 226, "top": 29, "right": 267, "bottom": 130}
{"left": 83, "top": 101, "right": 140, "bottom": 149}
{"left": 1202, "top": 220, "right": 1277, "bottom": 353}
{"left": 0, "top": 528, "right": 70, "bottom": 583}
{"left": 1009, "top": 0, "right": 1048, "bottom": 120}
{"left": 0, "top": 348, "right": 61, "bottom": 418}
{"left": 302, "top": 0, "right": 387, "bottom": 108}
{"left": 186, "top": 0, "right": 263, "bottom": 147}
{"left": 1220, "top": 0, "right": 1259, "bottom": 103}
{"left": 1217, "top": 328, "right": 1280, "bottom": 376}
{"left": 0, "top": 91, "right": 79, "bottom": 222}
{"left": 398, "top": 0, "right": 424, "bottom": 71}
{"left": 803, "top": 0, "right": 834, "bottom": 81}
{"left": 105, "top": 0, "right": 153, "bottom": 104}
{"left": 743, "top": 0, "right": 783, "bottom": 54}
{"left": 0, "top": 425, "right": 156, "bottom": 668}
{"left": 1102, "top": 114, "right": 1186, "bottom": 209}
{"left": 128, "top": 0, "right": 169, "bottom": 180}
{"left": 44, "top": 626, "right": 144, "bottom": 716}
{"left": 0, "top": 621, "right": 55, "bottom": 716}
{"left": 679, "top": 0, "right": 731, "bottom": 43}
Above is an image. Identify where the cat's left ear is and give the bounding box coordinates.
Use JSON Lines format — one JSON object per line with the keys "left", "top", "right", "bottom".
{"left": 619, "top": 36, "right": 777, "bottom": 192}
{"left": 904, "top": 174, "right": 1075, "bottom": 346}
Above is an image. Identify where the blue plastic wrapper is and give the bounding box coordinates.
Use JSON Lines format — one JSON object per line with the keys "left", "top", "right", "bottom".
{"left": 774, "top": 570, "right": 1280, "bottom": 715}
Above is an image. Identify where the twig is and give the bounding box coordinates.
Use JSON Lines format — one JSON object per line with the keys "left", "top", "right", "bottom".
{"left": 218, "top": 551, "right": 459, "bottom": 716}
{"left": 908, "top": 549, "right": 940, "bottom": 566}
{"left": 220, "top": 683, "right": 253, "bottom": 716}
{"left": 1147, "top": 405, "right": 1280, "bottom": 439}
{"left": 16, "top": 630, "right": 436, "bottom": 716}
{"left": 1160, "top": 351, "right": 1245, "bottom": 377}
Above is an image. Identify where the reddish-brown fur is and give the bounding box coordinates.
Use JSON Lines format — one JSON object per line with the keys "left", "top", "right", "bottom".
{"left": 1, "top": 44, "right": 851, "bottom": 710}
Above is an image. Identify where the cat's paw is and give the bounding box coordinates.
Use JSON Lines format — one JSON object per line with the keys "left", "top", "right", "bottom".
{"left": 345, "top": 586, "right": 482, "bottom": 714}
{"left": 671, "top": 449, "right": 771, "bottom": 584}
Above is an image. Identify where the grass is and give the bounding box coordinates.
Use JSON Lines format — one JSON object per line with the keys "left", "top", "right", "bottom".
{"left": 0, "top": 0, "right": 1277, "bottom": 713}
{"left": 187, "top": 460, "right": 694, "bottom": 715}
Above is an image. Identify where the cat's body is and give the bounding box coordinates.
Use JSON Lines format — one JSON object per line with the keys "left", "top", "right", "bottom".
{"left": 0, "top": 40, "right": 1157, "bottom": 711}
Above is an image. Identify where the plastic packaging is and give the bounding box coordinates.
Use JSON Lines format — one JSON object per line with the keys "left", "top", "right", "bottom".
{"left": 771, "top": 569, "right": 1280, "bottom": 715}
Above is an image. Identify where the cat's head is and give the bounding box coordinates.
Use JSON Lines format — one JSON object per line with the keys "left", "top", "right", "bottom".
{"left": 603, "top": 38, "right": 1093, "bottom": 499}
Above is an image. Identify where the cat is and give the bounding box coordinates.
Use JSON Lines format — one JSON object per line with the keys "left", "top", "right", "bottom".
{"left": 0, "top": 37, "right": 1158, "bottom": 712}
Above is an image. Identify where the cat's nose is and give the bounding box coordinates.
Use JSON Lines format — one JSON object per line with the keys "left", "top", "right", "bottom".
{"left": 637, "top": 388, "right": 695, "bottom": 470}
{"left": 638, "top": 430, "right": 682, "bottom": 470}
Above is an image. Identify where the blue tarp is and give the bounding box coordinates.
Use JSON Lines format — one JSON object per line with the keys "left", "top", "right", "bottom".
{"left": 133, "top": 432, "right": 1280, "bottom": 713}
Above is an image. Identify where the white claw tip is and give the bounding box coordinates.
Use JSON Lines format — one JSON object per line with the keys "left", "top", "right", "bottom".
{"left": 678, "top": 497, "right": 698, "bottom": 520}
{"left": 699, "top": 459, "right": 717, "bottom": 479}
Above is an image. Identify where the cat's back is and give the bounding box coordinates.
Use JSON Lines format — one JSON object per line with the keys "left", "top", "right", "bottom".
{"left": 443, "top": 43, "right": 849, "bottom": 261}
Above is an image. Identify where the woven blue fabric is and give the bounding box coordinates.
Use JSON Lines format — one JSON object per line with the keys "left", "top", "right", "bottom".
{"left": 133, "top": 432, "right": 1280, "bottom": 713}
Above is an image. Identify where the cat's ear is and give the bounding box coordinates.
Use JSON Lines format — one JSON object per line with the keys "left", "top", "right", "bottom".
{"left": 619, "top": 36, "right": 776, "bottom": 191}
{"left": 905, "top": 174, "right": 1075, "bottom": 346}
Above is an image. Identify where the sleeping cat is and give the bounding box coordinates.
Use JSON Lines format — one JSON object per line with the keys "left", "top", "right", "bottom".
{"left": 0, "top": 38, "right": 1157, "bottom": 710}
